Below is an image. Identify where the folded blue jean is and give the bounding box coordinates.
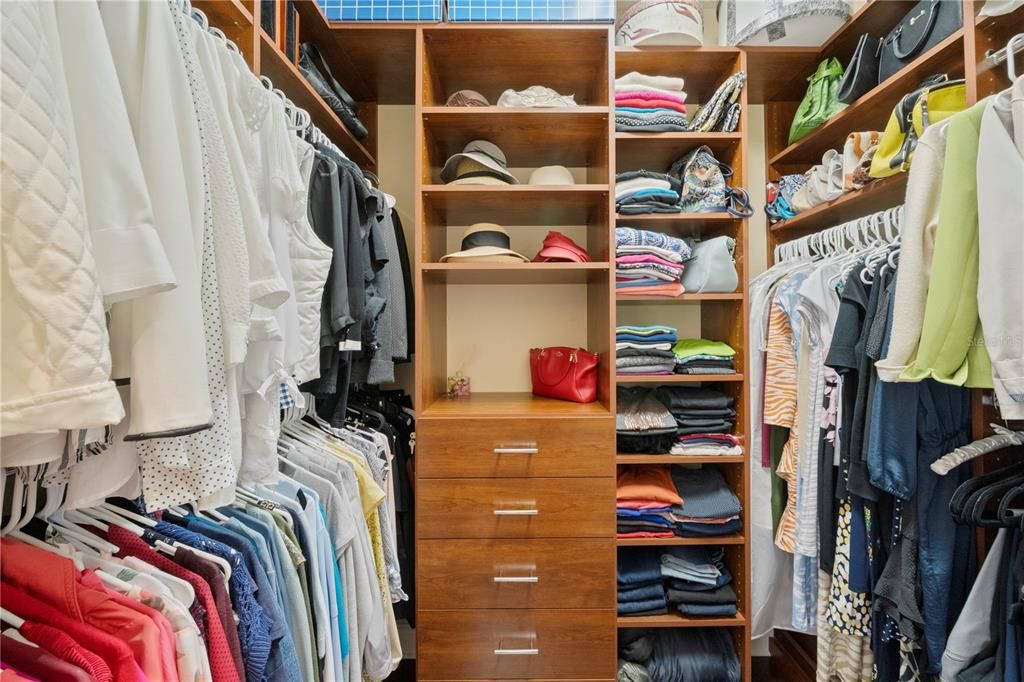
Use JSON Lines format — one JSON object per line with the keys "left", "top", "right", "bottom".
{"left": 668, "top": 566, "right": 733, "bottom": 592}
{"left": 617, "top": 511, "right": 674, "bottom": 526}
{"left": 670, "top": 466, "right": 742, "bottom": 519}
{"left": 677, "top": 602, "right": 738, "bottom": 617}
{"left": 617, "top": 506, "right": 672, "bottom": 516}
{"left": 618, "top": 581, "right": 667, "bottom": 603}
{"left": 674, "top": 518, "right": 743, "bottom": 537}
{"left": 618, "top": 547, "right": 664, "bottom": 586}
{"left": 618, "top": 595, "right": 669, "bottom": 615}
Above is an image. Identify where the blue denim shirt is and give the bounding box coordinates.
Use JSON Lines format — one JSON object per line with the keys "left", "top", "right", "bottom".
{"left": 185, "top": 516, "right": 304, "bottom": 682}
{"left": 155, "top": 519, "right": 273, "bottom": 682}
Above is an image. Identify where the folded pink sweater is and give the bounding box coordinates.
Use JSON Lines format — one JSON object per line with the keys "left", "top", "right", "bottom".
{"left": 615, "top": 90, "right": 687, "bottom": 105}
{"left": 615, "top": 97, "right": 687, "bottom": 114}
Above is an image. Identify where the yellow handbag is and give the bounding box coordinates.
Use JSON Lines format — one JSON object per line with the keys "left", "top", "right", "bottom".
{"left": 869, "top": 78, "right": 967, "bottom": 178}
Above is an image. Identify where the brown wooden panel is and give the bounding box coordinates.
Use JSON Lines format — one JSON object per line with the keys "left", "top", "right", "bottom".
{"left": 418, "top": 538, "right": 614, "bottom": 609}
{"left": 418, "top": 417, "right": 614, "bottom": 479}
{"left": 417, "top": 609, "right": 616, "bottom": 680}
{"left": 417, "top": 478, "right": 614, "bottom": 538}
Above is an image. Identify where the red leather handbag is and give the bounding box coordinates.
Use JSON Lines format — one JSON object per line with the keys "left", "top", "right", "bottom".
{"left": 529, "top": 346, "right": 599, "bottom": 403}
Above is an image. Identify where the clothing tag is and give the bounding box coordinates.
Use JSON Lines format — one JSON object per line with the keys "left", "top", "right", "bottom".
{"left": 338, "top": 340, "right": 362, "bottom": 351}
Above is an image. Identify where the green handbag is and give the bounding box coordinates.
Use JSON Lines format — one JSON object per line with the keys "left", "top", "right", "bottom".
{"left": 788, "top": 58, "right": 848, "bottom": 144}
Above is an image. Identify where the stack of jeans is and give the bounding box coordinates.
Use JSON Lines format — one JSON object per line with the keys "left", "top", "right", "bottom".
{"left": 654, "top": 387, "right": 736, "bottom": 435}
{"left": 617, "top": 548, "right": 668, "bottom": 616}
{"left": 616, "top": 387, "right": 677, "bottom": 454}
{"left": 669, "top": 466, "right": 743, "bottom": 537}
{"left": 672, "top": 338, "right": 737, "bottom": 375}
{"left": 615, "top": 170, "right": 682, "bottom": 215}
{"left": 617, "top": 325, "right": 678, "bottom": 376}
{"left": 661, "top": 547, "right": 737, "bottom": 617}
{"left": 615, "top": 227, "right": 692, "bottom": 298}
{"left": 618, "top": 628, "right": 742, "bottom": 682}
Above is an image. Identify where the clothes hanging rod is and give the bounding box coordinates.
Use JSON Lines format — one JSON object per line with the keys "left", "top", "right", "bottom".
{"left": 986, "top": 33, "right": 1024, "bottom": 67}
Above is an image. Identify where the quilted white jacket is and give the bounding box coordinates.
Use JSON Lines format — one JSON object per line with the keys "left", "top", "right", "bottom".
{"left": 1, "top": 1, "right": 124, "bottom": 435}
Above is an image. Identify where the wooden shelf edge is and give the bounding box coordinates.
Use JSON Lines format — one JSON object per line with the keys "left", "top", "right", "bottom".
{"left": 616, "top": 293, "right": 743, "bottom": 302}
{"left": 616, "top": 535, "right": 745, "bottom": 546}
{"left": 768, "top": 28, "right": 965, "bottom": 168}
{"left": 770, "top": 174, "right": 908, "bottom": 234}
{"left": 256, "top": 32, "right": 376, "bottom": 167}
{"left": 615, "top": 612, "right": 747, "bottom": 628}
{"left": 616, "top": 374, "right": 744, "bottom": 383}
{"left": 614, "top": 132, "right": 742, "bottom": 140}
{"left": 421, "top": 106, "right": 611, "bottom": 115}
{"left": 421, "top": 184, "right": 609, "bottom": 193}
{"left": 615, "top": 212, "right": 740, "bottom": 222}
{"left": 616, "top": 454, "right": 746, "bottom": 464}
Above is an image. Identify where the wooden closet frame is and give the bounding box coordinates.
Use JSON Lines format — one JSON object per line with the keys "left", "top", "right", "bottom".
{"left": 189, "top": 0, "right": 1020, "bottom": 678}
{"left": 759, "top": 1, "right": 1024, "bottom": 678}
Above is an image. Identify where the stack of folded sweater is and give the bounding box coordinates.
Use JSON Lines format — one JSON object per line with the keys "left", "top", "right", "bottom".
{"left": 672, "top": 338, "right": 737, "bottom": 375}
{"left": 616, "top": 387, "right": 677, "bottom": 454}
{"left": 661, "top": 547, "right": 738, "bottom": 617}
{"left": 615, "top": 71, "right": 689, "bottom": 133}
{"left": 615, "top": 171, "right": 682, "bottom": 214}
{"left": 654, "top": 386, "right": 736, "bottom": 435}
{"left": 615, "top": 227, "right": 692, "bottom": 297}
{"left": 616, "top": 325, "right": 677, "bottom": 376}
{"left": 616, "top": 465, "right": 683, "bottom": 539}
{"left": 617, "top": 548, "right": 668, "bottom": 616}
{"left": 672, "top": 432, "right": 743, "bottom": 456}
{"left": 669, "top": 465, "right": 743, "bottom": 537}
{"left": 618, "top": 628, "right": 742, "bottom": 682}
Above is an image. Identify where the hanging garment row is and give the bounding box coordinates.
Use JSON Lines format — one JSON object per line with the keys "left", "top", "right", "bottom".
{"left": 750, "top": 66, "right": 1024, "bottom": 681}
{"left": 1, "top": 0, "right": 413, "bottom": 509}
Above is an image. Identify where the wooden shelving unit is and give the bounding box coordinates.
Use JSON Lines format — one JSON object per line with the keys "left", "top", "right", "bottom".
{"left": 617, "top": 534, "right": 746, "bottom": 546}
{"left": 617, "top": 612, "right": 747, "bottom": 628}
{"left": 769, "top": 173, "right": 909, "bottom": 235}
{"left": 617, "top": 292, "right": 744, "bottom": 303}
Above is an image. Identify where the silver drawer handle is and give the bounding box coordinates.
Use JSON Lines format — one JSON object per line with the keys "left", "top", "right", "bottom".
{"left": 493, "top": 446, "right": 539, "bottom": 455}
{"left": 493, "top": 508, "right": 538, "bottom": 516}
{"left": 494, "top": 648, "right": 539, "bottom": 656}
{"left": 493, "top": 576, "right": 539, "bottom": 583}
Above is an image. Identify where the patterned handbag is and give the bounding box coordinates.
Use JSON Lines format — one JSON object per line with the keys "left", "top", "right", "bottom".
{"left": 669, "top": 146, "right": 754, "bottom": 217}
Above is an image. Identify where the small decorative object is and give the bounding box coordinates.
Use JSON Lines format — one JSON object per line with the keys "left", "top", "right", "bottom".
{"left": 447, "top": 373, "right": 471, "bottom": 398}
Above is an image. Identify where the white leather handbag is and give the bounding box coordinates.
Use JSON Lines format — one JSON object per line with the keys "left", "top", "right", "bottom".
{"left": 717, "top": 0, "right": 860, "bottom": 46}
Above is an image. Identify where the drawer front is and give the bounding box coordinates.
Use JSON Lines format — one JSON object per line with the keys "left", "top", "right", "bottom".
{"left": 418, "top": 538, "right": 615, "bottom": 609}
{"left": 417, "top": 609, "right": 616, "bottom": 680}
{"left": 418, "top": 417, "right": 614, "bottom": 479}
{"left": 417, "top": 478, "right": 615, "bottom": 539}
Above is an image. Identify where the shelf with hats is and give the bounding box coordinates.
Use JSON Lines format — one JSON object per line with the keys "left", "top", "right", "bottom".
{"left": 422, "top": 184, "right": 610, "bottom": 226}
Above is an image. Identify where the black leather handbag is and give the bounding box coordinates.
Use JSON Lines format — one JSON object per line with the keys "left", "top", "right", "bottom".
{"left": 878, "top": 0, "right": 962, "bottom": 83}
{"left": 837, "top": 33, "right": 882, "bottom": 104}
{"left": 297, "top": 43, "right": 369, "bottom": 141}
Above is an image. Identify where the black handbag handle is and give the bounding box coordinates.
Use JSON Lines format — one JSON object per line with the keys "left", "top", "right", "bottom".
{"left": 891, "top": 2, "right": 940, "bottom": 59}
{"left": 299, "top": 42, "right": 359, "bottom": 114}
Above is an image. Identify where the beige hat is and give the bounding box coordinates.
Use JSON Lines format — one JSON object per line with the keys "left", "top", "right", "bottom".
{"left": 445, "top": 89, "right": 490, "bottom": 107}
{"left": 441, "top": 140, "right": 518, "bottom": 185}
{"left": 528, "top": 165, "right": 576, "bottom": 185}
{"left": 447, "top": 158, "right": 515, "bottom": 186}
{"left": 440, "top": 224, "right": 529, "bottom": 263}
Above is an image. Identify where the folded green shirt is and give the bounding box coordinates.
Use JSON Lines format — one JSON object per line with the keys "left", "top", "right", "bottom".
{"left": 673, "top": 338, "right": 736, "bottom": 360}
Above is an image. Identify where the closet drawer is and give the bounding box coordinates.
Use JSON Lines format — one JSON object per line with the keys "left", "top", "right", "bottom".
{"left": 418, "top": 538, "right": 614, "bottom": 609}
{"left": 417, "top": 609, "right": 616, "bottom": 680}
{"left": 417, "top": 478, "right": 614, "bottom": 539}
{"left": 417, "top": 417, "right": 614, "bottom": 479}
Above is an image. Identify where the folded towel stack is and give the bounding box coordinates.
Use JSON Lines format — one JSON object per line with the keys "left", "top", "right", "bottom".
{"left": 617, "top": 545, "right": 739, "bottom": 618}
{"left": 615, "top": 228, "right": 692, "bottom": 297}
{"left": 617, "top": 325, "right": 678, "bottom": 376}
{"left": 615, "top": 72, "right": 689, "bottom": 133}
{"left": 672, "top": 338, "right": 736, "bottom": 375}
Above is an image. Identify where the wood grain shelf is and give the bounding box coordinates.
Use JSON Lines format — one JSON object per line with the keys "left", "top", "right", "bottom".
{"left": 420, "top": 392, "right": 613, "bottom": 419}
{"left": 616, "top": 611, "right": 747, "bottom": 628}
{"left": 421, "top": 262, "right": 609, "bottom": 284}
{"left": 744, "top": 46, "right": 821, "bottom": 103}
{"left": 256, "top": 32, "right": 376, "bottom": 167}
{"left": 422, "top": 184, "right": 609, "bottom": 225}
{"left": 616, "top": 454, "right": 745, "bottom": 465}
{"left": 617, "top": 534, "right": 746, "bottom": 547}
{"left": 615, "top": 132, "right": 742, "bottom": 172}
{"left": 615, "top": 212, "right": 742, "bottom": 234}
{"left": 770, "top": 174, "right": 908, "bottom": 235}
{"left": 616, "top": 293, "right": 743, "bottom": 303}
{"left": 768, "top": 29, "right": 966, "bottom": 168}
{"left": 617, "top": 374, "right": 744, "bottom": 384}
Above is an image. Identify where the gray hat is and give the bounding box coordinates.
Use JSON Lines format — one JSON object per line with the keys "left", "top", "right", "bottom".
{"left": 440, "top": 140, "right": 519, "bottom": 185}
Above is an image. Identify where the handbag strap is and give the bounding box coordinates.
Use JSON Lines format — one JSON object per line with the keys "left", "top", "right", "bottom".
{"left": 891, "top": 2, "right": 940, "bottom": 59}
{"left": 299, "top": 42, "right": 359, "bottom": 114}
{"left": 726, "top": 187, "right": 754, "bottom": 218}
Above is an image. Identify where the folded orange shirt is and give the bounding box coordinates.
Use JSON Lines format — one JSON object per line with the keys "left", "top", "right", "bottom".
{"left": 617, "top": 282, "right": 685, "bottom": 297}
{"left": 616, "top": 464, "right": 684, "bottom": 506}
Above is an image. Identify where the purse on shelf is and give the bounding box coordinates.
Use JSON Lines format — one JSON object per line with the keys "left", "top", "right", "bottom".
{"left": 297, "top": 43, "right": 369, "bottom": 141}
{"left": 670, "top": 146, "right": 754, "bottom": 217}
{"left": 837, "top": 33, "right": 882, "bottom": 104}
{"left": 791, "top": 148, "right": 844, "bottom": 212}
{"left": 789, "top": 57, "right": 847, "bottom": 144}
{"left": 870, "top": 76, "right": 966, "bottom": 178}
{"left": 878, "top": 0, "right": 963, "bottom": 83}
{"left": 529, "top": 347, "right": 599, "bottom": 404}
{"left": 680, "top": 236, "right": 739, "bottom": 294}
